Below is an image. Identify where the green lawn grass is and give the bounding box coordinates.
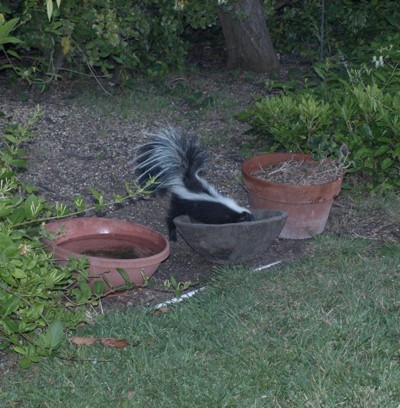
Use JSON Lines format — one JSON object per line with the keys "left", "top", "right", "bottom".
{"left": 2, "top": 236, "right": 399, "bottom": 407}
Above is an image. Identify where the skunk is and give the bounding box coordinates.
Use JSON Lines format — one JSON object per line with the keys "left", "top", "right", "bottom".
{"left": 134, "top": 127, "right": 254, "bottom": 241}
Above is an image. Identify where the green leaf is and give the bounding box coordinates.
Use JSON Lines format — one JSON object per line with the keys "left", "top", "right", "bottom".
{"left": 373, "top": 145, "right": 389, "bottom": 157}
{"left": 0, "top": 36, "right": 22, "bottom": 45}
{"left": 381, "top": 158, "right": 393, "bottom": 170}
{"left": 354, "top": 147, "right": 373, "bottom": 160}
{"left": 8, "top": 158, "right": 27, "bottom": 167}
{"left": 73, "top": 196, "right": 85, "bottom": 211}
{"left": 1, "top": 317, "right": 19, "bottom": 334}
{"left": 19, "top": 321, "right": 39, "bottom": 333}
{"left": 2, "top": 296, "right": 20, "bottom": 316}
{"left": 13, "top": 346, "right": 27, "bottom": 355}
{"left": 42, "top": 319, "right": 64, "bottom": 350}
{"left": 19, "top": 357, "right": 31, "bottom": 369}
{"left": 12, "top": 268, "right": 27, "bottom": 279}
{"left": 24, "top": 194, "right": 44, "bottom": 218}
{"left": 112, "top": 193, "right": 125, "bottom": 203}
{"left": 384, "top": 15, "right": 397, "bottom": 27}
{"left": 0, "top": 206, "right": 15, "bottom": 218}
{"left": 79, "top": 281, "right": 92, "bottom": 301}
{"left": 0, "top": 236, "right": 20, "bottom": 263}
{"left": 101, "top": 274, "right": 114, "bottom": 290}
{"left": 25, "top": 303, "right": 45, "bottom": 320}
{"left": 8, "top": 207, "right": 27, "bottom": 224}
{"left": 71, "top": 287, "right": 82, "bottom": 299}
{"left": 6, "top": 49, "right": 20, "bottom": 59}
{"left": 0, "top": 18, "right": 20, "bottom": 43}
{"left": 46, "top": 0, "right": 54, "bottom": 21}
{"left": 0, "top": 271, "right": 17, "bottom": 286}
{"left": 4, "top": 133, "right": 17, "bottom": 143}
{"left": 116, "top": 268, "right": 131, "bottom": 284}
{"left": 94, "top": 203, "right": 106, "bottom": 211}
{"left": 93, "top": 280, "right": 105, "bottom": 296}
{"left": 89, "top": 188, "right": 102, "bottom": 201}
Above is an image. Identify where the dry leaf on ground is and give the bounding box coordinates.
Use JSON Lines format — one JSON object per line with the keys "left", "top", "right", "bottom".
{"left": 150, "top": 306, "right": 169, "bottom": 315}
{"left": 100, "top": 338, "right": 130, "bottom": 348}
{"left": 70, "top": 336, "right": 130, "bottom": 348}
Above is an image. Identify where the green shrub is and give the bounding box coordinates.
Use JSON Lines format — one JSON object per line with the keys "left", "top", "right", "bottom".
{"left": 237, "top": 54, "right": 400, "bottom": 193}
{"left": 0, "top": 107, "right": 150, "bottom": 367}
{"left": 3, "top": 0, "right": 400, "bottom": 84}
{"left": 267, "top": 0, "right": 400, "bottom": 62}
{"left": 0, "top": 108, "right": 88, "bottom": 367}
{"left": 237, "top": 92, "right": 335, "bottom": 154}
{"left": 1, "top": 0, "right": 189, "bottom": 84}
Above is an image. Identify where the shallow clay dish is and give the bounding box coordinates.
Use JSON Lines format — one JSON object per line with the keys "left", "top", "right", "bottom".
{"left": 43, "top": 217, "right": 170, "bottom": 292}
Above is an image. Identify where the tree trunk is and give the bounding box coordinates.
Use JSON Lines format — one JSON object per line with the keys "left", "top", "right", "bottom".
{"left": 218, "top": 0, "right": 280, "bottom": 72}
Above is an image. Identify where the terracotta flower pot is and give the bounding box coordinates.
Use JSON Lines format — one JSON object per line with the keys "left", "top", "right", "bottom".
{"left": 242, "top": 153, "right": 343, "bottom": 239}
{"left": 43, "top": 217, "right": 170, "bottom": 293}
{"left": 173, "top": 209, "right": 287, "bottom": 264}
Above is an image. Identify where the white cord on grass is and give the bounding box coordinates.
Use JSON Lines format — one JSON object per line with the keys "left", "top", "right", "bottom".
{"left": 153, "top": 287, "right": 206, "bottom": 310}
{"left": 253, "top": 260, "right": 282, "bottom": 271}
{"left": 152, "top": 260, "right": 282, "bottom": 310}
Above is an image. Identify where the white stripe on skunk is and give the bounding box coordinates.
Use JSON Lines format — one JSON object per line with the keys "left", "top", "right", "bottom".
{"left": 134, "top": 127, "right": 253, "bottom": 240}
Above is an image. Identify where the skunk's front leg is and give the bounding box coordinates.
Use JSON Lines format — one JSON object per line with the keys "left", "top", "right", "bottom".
{"left": 166, "top": 195, "right": 182, "bottom": 241}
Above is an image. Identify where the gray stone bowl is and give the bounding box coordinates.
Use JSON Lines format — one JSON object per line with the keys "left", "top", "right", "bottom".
{"left": 173, "top": 209, "right": 287, "bottom": 265}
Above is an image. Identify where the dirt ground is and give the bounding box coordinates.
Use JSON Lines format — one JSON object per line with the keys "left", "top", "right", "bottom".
{"left": 0, "top": 62, "right": 399, "bottom": 312}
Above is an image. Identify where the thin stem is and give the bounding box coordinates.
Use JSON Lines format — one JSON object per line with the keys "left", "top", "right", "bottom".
{"left": 11, "top": 194, "right": 132, "bottom": 228}
{"left": 320, "top": 0, "right": 326, "bottom": 62}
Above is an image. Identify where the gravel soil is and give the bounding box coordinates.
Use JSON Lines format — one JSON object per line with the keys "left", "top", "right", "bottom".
{"left": 1, "top": 68, "right": 399, "bottom": 312}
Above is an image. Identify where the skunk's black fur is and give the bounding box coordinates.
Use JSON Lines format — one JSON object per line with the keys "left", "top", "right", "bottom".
{"left": 135, "top": 127, "right": 254, "bottom": 240}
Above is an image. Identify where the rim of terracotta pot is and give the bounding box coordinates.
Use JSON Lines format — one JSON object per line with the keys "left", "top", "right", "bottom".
{"left": 43, "top": 217, "right": 170, "bottom": 267}
{"left": 242, "top": 152, "right": 343, "bottom": 201}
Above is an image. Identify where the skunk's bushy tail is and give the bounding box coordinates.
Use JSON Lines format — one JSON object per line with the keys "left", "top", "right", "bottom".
{"left": 135, "top": 127, "right": 207, "bottom": 192}
{"left": 135, "top": 127, "right": 253, "bottom": 240}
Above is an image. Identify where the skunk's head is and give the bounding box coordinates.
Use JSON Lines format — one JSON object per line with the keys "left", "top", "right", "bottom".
{"left": 211, "top": 195, "right": 254, "bottom": 224}
{"left": 237, "top": 210, "right": 254, "bottom": 223}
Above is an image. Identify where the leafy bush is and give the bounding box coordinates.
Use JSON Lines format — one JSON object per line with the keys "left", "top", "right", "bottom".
{"left": 2, "top": 0, "right": 400, "bottom": 85}
{"left": 237, "top": 53, "right": 400, "bottom": 193}
{"left": 0, "top": 107, "right": 150, "bottom": 367}
{"left": 0, "top": 108, "right": 87, "bottom": 367}
{"left": 0, "top": 0, "right": 189, "bottom": 84}
{"left": 267, "top": 0, "right": 400, "bottom": 62}
{"left": 1, "top": 0, "right": 220, "bottom": 85}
